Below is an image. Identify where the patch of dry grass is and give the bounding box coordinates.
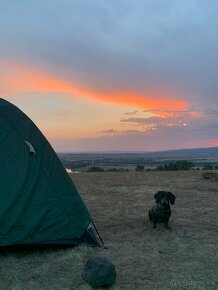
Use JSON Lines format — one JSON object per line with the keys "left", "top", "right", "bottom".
{"left": 0, "top": 171, "right": 217, "bottom": 289}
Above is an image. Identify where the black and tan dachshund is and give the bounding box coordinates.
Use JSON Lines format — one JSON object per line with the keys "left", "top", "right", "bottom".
{"left": 149, "top": 191, "right": 176, "bottom": 229}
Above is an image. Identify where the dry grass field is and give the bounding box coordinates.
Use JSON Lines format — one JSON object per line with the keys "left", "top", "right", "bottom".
{"left": 0, "top": 171, "right": 217, "bottom": 289}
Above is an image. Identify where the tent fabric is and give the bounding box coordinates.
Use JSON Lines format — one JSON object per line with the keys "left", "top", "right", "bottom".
{"left": 0, "top": 98, "right": 94, "bottom": 246}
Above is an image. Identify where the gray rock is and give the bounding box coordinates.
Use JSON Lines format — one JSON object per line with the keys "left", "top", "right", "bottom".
{"left": 82, "top": 256, "right": 116, "bottom": 288}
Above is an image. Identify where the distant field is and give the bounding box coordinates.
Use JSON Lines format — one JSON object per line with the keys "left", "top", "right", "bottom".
{"left": 58, "top": 148, "right": 218, "bottom": 171}
{"left": 0, "top": 171, "right": 217, "bottom": 289}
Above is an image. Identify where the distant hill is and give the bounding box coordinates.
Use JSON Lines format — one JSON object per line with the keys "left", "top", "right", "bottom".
{"left": 144, "top": 147, "right": 218, "bottom": 158}
{"left": 58, "top": 147, "right": 218, "bottom": 158}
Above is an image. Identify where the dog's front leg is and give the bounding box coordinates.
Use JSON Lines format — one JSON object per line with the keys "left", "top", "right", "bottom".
{"left": 165, "top": 211, "right": 171, "bottom": 229}
{"left": 165, "top": 222, "right": 171, "bottom": 229}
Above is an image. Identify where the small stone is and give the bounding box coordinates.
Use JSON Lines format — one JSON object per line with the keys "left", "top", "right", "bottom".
{"left": 82, "top": 256, "right": 116, "bottom": 288}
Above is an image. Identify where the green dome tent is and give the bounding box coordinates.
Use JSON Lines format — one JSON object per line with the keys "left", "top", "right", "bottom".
{"left": 0, "top": 98, "right": 100, "bottom": 247}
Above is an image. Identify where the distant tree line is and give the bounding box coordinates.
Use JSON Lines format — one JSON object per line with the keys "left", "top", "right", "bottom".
{"left": 87, "top": 166, "right": 104, "bottom": 172}
{"left": 156, "top": 160, "right": 194, "bottom": 171}
{"left": 202, "top": 164, "right": 218, "bottom": 170}
{"left": 135, "top": 160, "right": 194, "bottom": 171}
{"left": 85, "top": 162, "right": 218, "bottom": 172}
{"left": 87, "top": 166, "right": 129, "bottom": 172}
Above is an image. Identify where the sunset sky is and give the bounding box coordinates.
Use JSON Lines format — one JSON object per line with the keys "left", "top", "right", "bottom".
{"left": 1, "top": 0, "right": 218, "bottom": 152}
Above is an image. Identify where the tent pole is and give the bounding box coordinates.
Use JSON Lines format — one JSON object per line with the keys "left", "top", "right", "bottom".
{"left": 92, "top": 221, "right": 105, "bottom": 248}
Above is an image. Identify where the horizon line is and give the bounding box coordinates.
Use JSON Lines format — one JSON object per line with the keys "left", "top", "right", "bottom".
{"left": 56, "top": 145, "right": 218, "bottom": 154}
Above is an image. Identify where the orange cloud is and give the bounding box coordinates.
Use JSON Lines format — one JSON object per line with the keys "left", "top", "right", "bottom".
{"left": 0, "top": 59, "right": 188, "bottom": 112}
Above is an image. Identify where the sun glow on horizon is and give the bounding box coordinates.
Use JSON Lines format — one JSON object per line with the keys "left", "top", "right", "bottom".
{"left": 0, "top": 58, "right": 206, "bottom": 151}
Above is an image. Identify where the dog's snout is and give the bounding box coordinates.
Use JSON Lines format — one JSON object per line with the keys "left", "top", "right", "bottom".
{"left": 161, "top": 197, "right": 169, "bottom": 206}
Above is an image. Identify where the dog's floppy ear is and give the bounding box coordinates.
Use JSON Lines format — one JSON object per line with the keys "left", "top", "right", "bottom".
{"left": 168, "top": 192, "right": 176, "bottom": 205}
{"left": 154, "top": 191, "right": 163, "bottom": 203}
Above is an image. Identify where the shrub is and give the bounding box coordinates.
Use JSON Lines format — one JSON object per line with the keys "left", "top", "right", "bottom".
{"left": 135, "top": 164, "right": 144, "bottom": 171}
{"left": 87, "top": 166, "right": 104, "bottom": 172}
{"left": 107, "top": 168, "right": 128, "bottom": 172}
